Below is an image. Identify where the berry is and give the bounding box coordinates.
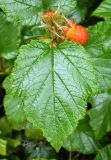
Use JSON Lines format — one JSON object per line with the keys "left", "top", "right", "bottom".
{"left": 44, "top": 11, "right": 54, "bottom": 17}
{"left": 61, "top": 26, "right": 69, "bottom": 34}
{"left": 66, "top": 25, "right": 88, "bottom": 45}
{"left": 66, "top": 26, "right": 75, "bottom": 39}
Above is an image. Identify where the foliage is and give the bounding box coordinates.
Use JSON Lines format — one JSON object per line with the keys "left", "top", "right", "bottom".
{"left": 0, "top": 0, "right": 111, "bottom": 159}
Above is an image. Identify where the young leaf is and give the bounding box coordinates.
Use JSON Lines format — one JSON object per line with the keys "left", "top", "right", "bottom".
{"left": 0, "top": 138, "right": 7, "bottom": 156}
{"left": 89, "top": 92, "right": 111, "bottom": 139}
{"left": 0, "top": 0, "right": 43, "bottom": 25}
{"left": 85, "top": 21, "right": 111, "bottom": 91}
{"left": 3, "top": 40, "right": 97, "bottom": 151}
{"left": 64, "top": 117, "right": 102, "bottom": 154}
{"left": 0, "top": 14, "right": 21, "bottom": 58}
{"left": 92, "top": 0, "right": 111, "bottom": 20}
{"left": 94, "top": 144, "right": 111, "bottom": 160}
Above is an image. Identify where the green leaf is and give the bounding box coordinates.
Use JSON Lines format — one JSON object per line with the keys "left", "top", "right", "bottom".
{"left": 5, "top": 138, "right": 20, "bottom": 148}
{"left": 92, "top": 0, "right": 111, "bottom": 20}
{"left": 64, "top": 117, "right": 102, "bottom": 154}
{"left": 68, "top": 0, "right": 99, "bottom": 23}
{"left": 6, "top": 156, "right": 20, "bottom": 160}
{"left": 25, "top": 123, "right": 43, "bottom": 140}
{"left": 33, "top": 159, "right": 56, "bottom": 160}
{"left": 22, "top": 25, "right": 46, "bottom": 44}
{"left": 69, "top": 6, "right": 87, "bottom": 24}
{"left": 0, "top": 117, "right": 11, "bottom": 135}
{"left": 3, "top": 40, "right": 97, "bottom": 151}
{"left": 0, "top": 0, "right": 43, "bottom": 25}
{"left": 94, "top": 144, "right": 111, "bottom": 160}
{"left": 88, "top": 92, "right": 111, "bottom": 139}
{"left": 0, "top": 13, "right": 21, "bottom": 58}
{"left": 85, "top": 21, "right": 111, "bottom": 91}
{"left": 0, "top": 138, "right": 7, "bottom": 156}
{"left": 24, "top": 140, "right": 56, "bottom": 159}
{"left": 47, "top": 0, "right": 77, "bottom": 15}
{"left": 68, "top": 0, "right": 89, "bottom": 23}
{"left": 4, "top": 95, "right": 26, "bottom": 130}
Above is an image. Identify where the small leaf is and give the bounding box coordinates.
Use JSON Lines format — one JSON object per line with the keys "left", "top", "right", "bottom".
{"left": 94, "top": 144, "right": 111, "bottom": 160}
{"left": 24, "top": 141, "right": 56, "bottom": 159}
{"left": 0, "top": 138, "right": 7, "bottom": 156}
{"left": 0, "top": 117, "right": 11, "bottom": 135}
{"left": 89, "top": 92, "right": 111, "bottom": 139}
{"left": 85, "top": 21, "right": 111, "bottom": 91}
{"left": 92, "top": 0, "right": 111, "bottom": 20}
{"left": 25, "top": 123, "right": 43, "bottom": 140}
{"left": 64, "top": 117, "right": 102, "bottom": 154}
{"left": 0, "top": 13, "right": 21, "bottom": 58}
{"left": 3, "top": 40, "right": 97, "bottom": 151}
{"left": 5, "top": 138, "right": 20, "bottom": 148}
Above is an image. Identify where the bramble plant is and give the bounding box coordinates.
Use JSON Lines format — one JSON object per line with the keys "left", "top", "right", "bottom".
{"left": 0, "top": 0, "right": 111, "bottom": 160}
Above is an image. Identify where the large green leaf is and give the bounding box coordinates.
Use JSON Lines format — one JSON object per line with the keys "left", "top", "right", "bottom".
{"left": 68, "top": 0, "right": 89, "bottom": 23}
{"left": 3, "top": 40, "right": 97, "bottom": 151}
{"left": 0, "top": 138, "right": 7, "bottom": 156}
{"left": 0, "top": 0, "right": 43, "bottom": 25}
{"left": 0, "top": 0, "right": 76, "bottom": 25}
{"left": 89, "top": 92, "right": 111, "bottom": 139}
{"left": 94, "top": 144, "right": 111, "bottom": 160}
{"left": 92, "top": 0, "right": 111, "bottom": 20}
{"left": 68, "top": 0, "right": 99, "bottom": 23}
{"left": 47, "top": 0, "right": 77, "bottom": 15}
{"left": 85, "top": 21, "right": 111, "bottom": 91}
{"left": 64, "top": 117, "right": 102, "bottom": 154}
{"left": 0, "top": 13, "right": 21, "bottom": 58}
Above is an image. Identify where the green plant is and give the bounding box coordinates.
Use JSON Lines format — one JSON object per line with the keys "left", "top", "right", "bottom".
{"left": 0, "top": 0, "right": 111, "bottom": 160}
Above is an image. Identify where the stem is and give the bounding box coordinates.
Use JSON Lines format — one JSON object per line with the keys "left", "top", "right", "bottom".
{"left": 0, "top": 72, "right": 8, "bottom": 76}
{"left": 53, "top": 20, "right": 62, "bottom": 31}
{"left": 72, "top": 153, "right": 80, "bottom": 160}
{"left": 0, "top": 57, "right": 4, "bottom": 71}
{"left": 50, "top": 31, "right": 61, "bottom": 38}
{"left": 24, "top": 35, "right": 43, "bottom": 40}
{"left": 69, "top": 152, "right": 72, "bottom": 160}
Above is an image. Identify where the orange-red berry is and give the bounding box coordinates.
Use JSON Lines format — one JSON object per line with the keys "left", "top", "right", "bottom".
{"left": 66, "top": 26, "right": 76, "bottom": 39}
{"left": 44, "top": 11, "right": 54, "bottom": 17}
{"left": 66, "top": 25, "right": 88, "bottom": 45}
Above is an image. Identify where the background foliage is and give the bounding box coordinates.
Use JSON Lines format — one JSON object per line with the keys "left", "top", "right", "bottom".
{"left": 0, "top": 0, "right": 111, "bottom": 159}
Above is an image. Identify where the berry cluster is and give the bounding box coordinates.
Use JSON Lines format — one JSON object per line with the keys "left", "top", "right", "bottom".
{"left": 43, "top": 11, "right": 88, "bottom": 45}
